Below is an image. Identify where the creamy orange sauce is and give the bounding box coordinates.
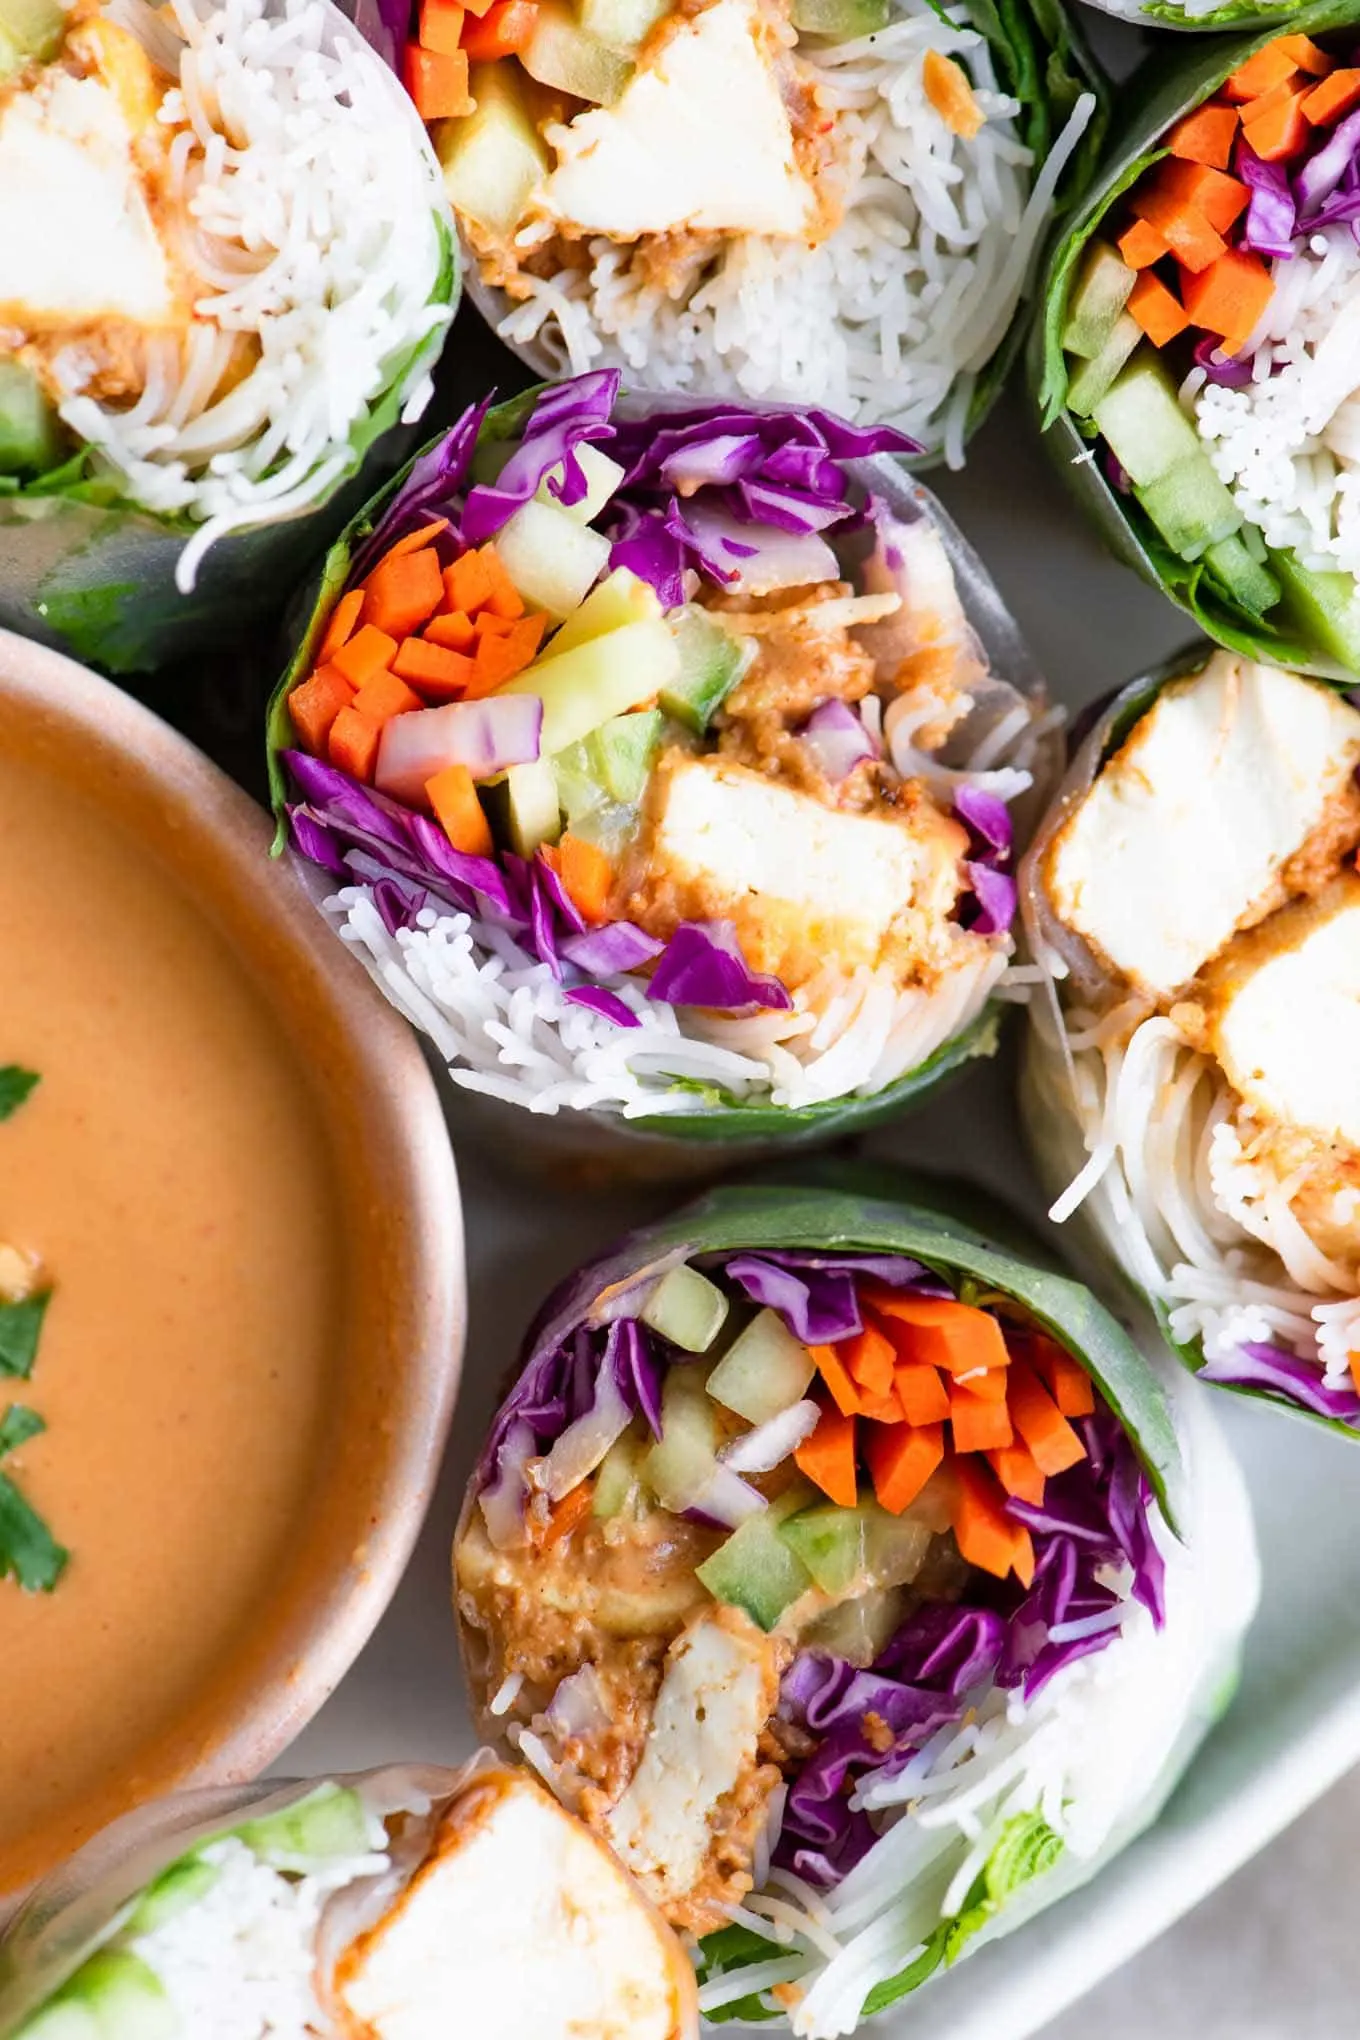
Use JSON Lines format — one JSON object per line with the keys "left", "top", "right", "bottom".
{"left": 0, "top": 750, "right": 340, "bottom": 1886}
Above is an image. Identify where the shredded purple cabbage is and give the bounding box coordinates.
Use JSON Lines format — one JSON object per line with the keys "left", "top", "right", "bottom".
{"left": 337, "top": 0, "right": 411, "bottom": 71}
{"left": 565, "top": 986, "right": 639, "bottom": 1028}
{"left": 1199, "top": 1341, "right": 1360, "bottom": 1424}
{"left": 646, "top": 921, "right": 792, "bottom": 1013}
{"left": 722, "top": 1251, "right": 946, "bottom": 1345}
{"left": 462, "top": 372, "right": 621, "bottom": 544}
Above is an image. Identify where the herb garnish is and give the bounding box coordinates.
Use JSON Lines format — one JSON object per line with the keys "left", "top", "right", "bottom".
{"left": 0, "top": 1066, "right": 66, "bottom": 1591}
{"left": 0, "top": 1293, "right": 50, "bottom": 1379}
{"left": 0, "top": 1066, "right": 39, "bottom": 1121}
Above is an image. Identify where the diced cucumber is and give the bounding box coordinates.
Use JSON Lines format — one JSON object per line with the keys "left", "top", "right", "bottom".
{"left": 503, "top": 757, "right": 563, "bottom": 856}
{"left": 499, "top": 619, "right": 682, "bottom": 755}
{"left": 641, "top": 1264, "right": 729, "bottom": 1352}
{"left": 550, "top": 568, "right": 661, "bottom": 657}
{"left": 705, "top": 1308, "right": 816, "bottom": 1426}
{"left": 1270, "top": 548, "right": 1360, "bottom": 670}
{"left": 11, "top": 2003, "right": 98, "bottom": 2040}
{"left": 660, "top": 608, "right": 748, "bottom": 734}
{"left": 791, "top": 0, "right": 888, "bottom": 32}
{"left": 237, "top": 1784, "right": 373, "bottom": 1866}
{"left": 1203, "top": 532, "right": 1281, "bottom": 618}
{"left": 581, "top": 0, "right": 669, "bottom": 45}
{"left": 0, "top": 360, "right": 62, "bottom": 475}
{"left": 1066, "top": 312, "right": 1141, "bottom": 419}
{"left": 1135, "top": 458, "right": 1241, "bottom": 561}
{"left": 1091, "top": 351, "right": 1201, "bottom": 489}
{"left": 781, "top": 1497, "right": 934, "bottom": 1598}
{"left": 803, "top": 1586, "right": 907, "bottom": 1664}
{"left": 435, "top": 68, "right": 549, "bottom": 238}
{"left": 594, "top": 1425, "right": 647, "bottom": 1518}
{"left": 587, "top": 708, "right": 663, "bottom": 803}
{"left": 643, "top": 1373, "right": 719, "bottom": 1511}
{"left": 553, "top": 739, "right": 608, "bottom": 829}
{"left": 1240, "top": 521, "right": 1268, "bottom": 565}
{"left": 494, "top": 499, "right": 612, "bottom": 620}
{"left": 536, "top": 444, "right": 626, "bottom": 525}
{"left": 16, "top": 1954, "right": 174, "bottom": 2040}
{"left": 1061, "top": 241, "right": 1137, "bottom": 362}
{"left": 125, "top": 1853, "right": 219, "bottom": 1935}
{"left": 522, "top": 0, "right": 633, "bottom": 104}
{"left": 696, "top": 1485, "right": 815, "bottom": 1631}
{"left": 0, "top": 0, "right": 64, "bottom": 63}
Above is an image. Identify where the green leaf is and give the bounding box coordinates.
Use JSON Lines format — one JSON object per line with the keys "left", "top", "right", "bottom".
{"left": 0, "top": 1294, "right": 50, "bottom": 1380}
{"left": 695, "top": 1924, "right": 786, "bottom": 2025}
{"left": 0, "top": 1406, "right": 44, "bottom": 1459}
{"left": 0, "top": 1472, "right": 67, "bottom": 1592}
{"left": 0, "top": 1066, "right": 38, "bottom": 1121}
{"left": 861, "top": 1923, "right": 951, "bottom": 2015}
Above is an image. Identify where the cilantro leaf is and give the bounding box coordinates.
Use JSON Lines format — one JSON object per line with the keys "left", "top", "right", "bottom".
{"left": 0, "top": 1066, "right": 38, "bottom": 1121}
{"left": 0, "top": 1293, "right": 50, "bottom": 1378}
{"left": 696, "top": 1924, "right": 786, "bottom": 2025}
{"left": 0, "top": 1472, "right": 67, "bottom": 1592}
{"left": 0, "top": 1405, "right": 44, "bottom": 1458}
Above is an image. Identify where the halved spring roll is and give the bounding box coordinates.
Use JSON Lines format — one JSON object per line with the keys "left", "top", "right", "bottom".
{"left": 452, "top": 1174, "right": 1258, "bottom": 2035}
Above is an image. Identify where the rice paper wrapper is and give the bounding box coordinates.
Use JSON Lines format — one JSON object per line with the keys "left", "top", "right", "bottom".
{"left": 1076, "top": 0, "right": 1300, "bottom": 30}
{"left": 267, "top": 390, "right": 1060, "bottom": 1184}
{"left": 1029, "top": 0, "right": 1360, "bottom": 678}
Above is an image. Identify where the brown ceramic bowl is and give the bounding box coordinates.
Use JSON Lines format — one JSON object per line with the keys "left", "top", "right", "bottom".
{"left": 0, "top": 630, "right": 465, "bottom": 1910}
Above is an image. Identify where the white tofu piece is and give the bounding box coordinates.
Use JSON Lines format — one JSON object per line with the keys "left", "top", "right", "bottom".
{"left": 1206, "top": 875, "right": 1360, "bottom": 1146}
{"left": 641, "top": 754, "right": 967, "bottom": 987}
{"left": 1046, "top": 653, "right": 1360, "bottom": 999}
{"left": 337, "top": 1768, "right": 697, "bottom": 2040}
{"left": 540, "top": 0, "right": 815, "bottom": 239}
{"left": 606, "top": 1614, "right": 775, "bottom": 1903}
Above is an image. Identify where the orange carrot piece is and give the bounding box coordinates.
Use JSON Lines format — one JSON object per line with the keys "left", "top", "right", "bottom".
{"left": 1156, "top": 161, "right": 1248, "bottom": 233}
{"left": 894, "top": 1363, "right": 950, "bottom": 1426}
{"left": 1303, "top": 67, "right": 1360, "bottom": 123}
{"left": 461, "top": 0, "right": 495, "bottom": 17}
{"left": 1243, "top": 85, "right": 1309, "bottom": 161}
{"left": 465, "top": 618, "right": 543, "bottom": 697}
{"left": 462, "top": 0, "right": 538, "bottom": 60}
{"left": 1129, "top": 188, "right": 1225, "bottom": 274}
{"left": 426, "top": 762, "right": 493, "bottom": 857}
{"left": 374, "top": 519, "right": 449, "bottom": 566}
{"left": 424, "top": 609, "right": 478, "bottom": 652}
{"left": 1030, "top": 1338, "right": 1096, "bottom": 1418}
{"left": 1168, "top": 103, "right": 1239, "bottom": 169}
{"left": 858, "top": 1388, "right": 905, "bottom": 1423}
{"left": 479, "top": 543, "right": 527, "bottom": 619}
{"left": 538, "top": 1480, "right": 593, "bottom": 1550}
{"left": 289, "top": 665, "right": 355, "bottom": 754}
{"left": 866, "top": 1422, "right": 945, "bottom": 1516}
{"left": 403, "top": 43, "right": 472, "bottom": 118}
{"left": 987, "top": 1439, "right": 1047, "bottom": 1506}
{"left": 795, "top": 1405, "right": 858, "bottom": 1508}
{"left": 865, "top": 1292, "right": 1009, "bottom": 1377}
{"left": 1349, "top": 1351, "right": 1360, "bottom": 1400}
{"left": 949, "top": 1385, "right": 1014, "bottom": 1455}
{"left": 844, "top": 1322, "right": 897, "bottom": 1399}
{"left": 1011, "top": 1527, "right": 1036, "bottom": 1590}
{"left": 1225, "top": 42, "right": 1299, "bottom": 102}
{"left": 328, "top": 706, "right": 381, "bottom": 784}
{"left": 419, "top": 0, "right": 465, "bottom": 52}
{"left": 1118, "top": 218, "right": 1169, "bottom": 269}
{"left": 364, "top": 548, "right": 445, "bottom": 640}
{"left": 557, "top": 833, "right": 613, "bottom": 926}
{"left": 1275, "top": 32, "right": 1332, "bottom": 75}
{"left": 445, "top": 548, "right": 496, "bottom": 616}
{"left": 1180, "top": 247, "right": 1274, "bottom": 343}
{"left": 1129, "top": 270, "right": 1189, "bottom": 346}
{"left": 332, "top": 624, "right": 397, "bottom": 688}
{"left": 474, "top": 610, "right": 517, "bottom": 639}
{"left": 316, "top": 588, "right": 365, "bottom": 666}
{"left": 952, "top": 1362, "right": 1008, "bottom": 1404}
{"left": 951, "top": 1459, "right": 1025, "bottom": 1581}
{"left": 392, "top": 636, "right": 474, "bottom": 697}
{"left": 1007, "top": 1363, "right": 1086, "bottom": 1477}
{"left": 352, "top": 667, "right": 425, "bottom": 728}
{"left": 809, "top": 1342, "right": 863, "bottom": 1419}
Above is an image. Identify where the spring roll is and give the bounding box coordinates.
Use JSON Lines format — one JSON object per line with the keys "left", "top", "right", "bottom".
{"left": 0, "top": 1759, "right": 697, "bottom": 2040}
{"left": 452, "top": 1175, "right": 1258, "bottom": 2035}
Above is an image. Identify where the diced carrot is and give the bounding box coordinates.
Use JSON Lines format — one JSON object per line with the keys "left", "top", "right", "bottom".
{"left": 1225, "top": 42, "right": 1299, "bottom": 103}
{"left": 1180, "top": 246, "right": 1274, "bottom": 344}
{"left": 865, "top": 1422, "right": 945, "bottom": 1516}
{"left": 474, "top": 610, "right": 517, "bottom": 639}
{"left": 1129, "top": 270, "right": 1189, "bottom": 346}
{"left": 987, "top": 1439, "right": 1046, "bottom": 1506}
{"left": 462, "top": 0, "right": 538, "bottom": 60}
{"left": 921, "top": 48, "right": 984, "bottom": 139}
{"left": 479, "top": 543, "right": 527, "bottom": 619}
{"left": 1349, "top": 1351, "right": 1360, "bottom": 1400}
{"left": 537, "top": 1479, "right": 593, "bottom": 1550}
{"left": 1156, "top": 161, "right": 1248, "bottom": 233}
{"left": 1243, "top": 85, "right": 1309, "bottom": 161}
{"left": 328, "top": 706, "right": 381, "bottom": 784}
{"left": 1303, "top": 68, "right": 1360, "bottom": 124}
{"left": 557, "top": 833, "right": 614, "bottom": 926}
{"left": 403, "top": 43, "right": 472, "bottom": 119}
{"left": 1030, "top": 1337, "right": 1096, "bottom": 1418}
{"left": 1167, "top": 103, "right": 1239, "bottom": 170}
{"left": 364, "top": 548, "right": 445, "bottom": 640}
{"left": 1238, "top": 75, "right": 1294, "bottom": 125}
{"left": 424, "top": 609, "right": 477, "bottom": 652}
{"left": 1275, "top": 32, "right": 1332, "bottom": 76}
{"left": 426, "top": 763, "right": 494, "bottom": 857}
{"left": 951, "top": 1363, "right": 1007, "bottom": 1403}
{"left": 894, "top": 1363, "right": 950, "bottom": 1427}
{"left": 949, "top": 1385, "right": 1014, "bottom": 1455}
{"left": 844, "top": 1322, "right": 896, "bottom": 1399}
{"left": 331, "top": 624, "right": 397, "bottom": 688}
{"left": 289, "top": 665, "right": 355, "bottom": 754}
{"left": 352, "top": 667, "right": 425, "bottom": 728}
{"left": 858, "top": 1387, "right": 905, "bottom": 1423}
{"left": 1007, "top": 1363, "right": 1086, "bottom": 1477}
{"left": 465, "top": 617, "right": 544, "bottom": 696}
{"left": 865, "top": 1292, "right": 1009, "bottom": 1377}
{"left": 461, "top": 0, "right": 495, "bottom": 17}
{"left": 445, "top": 547, "right": 496, "bottom": 616}
{"left": 809, "top": 1342, "right": 862, "bottom": 1418}
{"left": 373, "top": 520, "right": 450, "bottom": 566}
{"left": 1118, "top": 219, "right": 1169, "bottom": 269}
{"left": 418, "top": 0, "right": 464, "bottom": 52}
{"left": 392, "top": 636, "right": 474, "bottom": 697}
{"left": 316, "top": 588, "right": 365, "bottom": 666}
{"left": 795, "top": 1404, "right": 858, "bottom": 1508}
{"left": 1129, "top": 187, "right": 1225, "bottom": 274}
{"left": 951, "top": 1459, "right": 1025, "bottom": 1582}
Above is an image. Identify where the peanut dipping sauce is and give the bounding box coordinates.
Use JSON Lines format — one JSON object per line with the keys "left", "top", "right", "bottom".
{"left": 0, "top": 747, "right": 341, "bottom": 1893}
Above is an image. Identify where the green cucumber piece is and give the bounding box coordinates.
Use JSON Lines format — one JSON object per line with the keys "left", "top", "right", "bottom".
{"left": 502, "top": 758, "right": 563, "bottom": 857}
{"left": 522, "top": 0, "right": 633, "bottom": 104}
{"left": 1061, "top": 241, "right": 1136, "bottom": 362}
{"left": 435, "top": 67, "right": 548, "bottom": 237}
{"left": 125, "top": 1853, "right": 219, "bottom": 1936}
{"left": 803, "top": 1586, "right": 907, "bottom": 1663}
{"left": 0, "top": 361, "right": 63, "bottom": 475}
{"left": 780, "top": 1496, "right": 934, "bottom": 1598}
{"left": 494, "top": 498, "right": 612, "bottom": 620}
{"left": 586, "top": 709, "right": 663, "bottom": 804}
{"left": 593, "top": 1426, "right": 646, "bottom": 1518}
{"left": 1066, "top": 312, "right": 1141, "bottom": 419}
{"left": 1135, "top": 458, "right": 1241, "bottom": 562}
{"left": 640, "top": 1263, "right": 729, "bottom": 1351}
{"left": 16, "top": 1954, "right": 174, "bottom": 2040}
{"left": 791, "top": 0, "right": 888, "bottom": 32}
{"left": 695, "top": 1486, "right": 815, "bottom": 1631}
{"left": 643, "top": 1373, "right": 720, "bottom": 1510}
{"left": 1202, "top": 532, "right": 1281, "bottom": 619}
{"left": 550, "top": 569, "right": 661, "bottom": 657}
{"left": 1270, "top": 548, "right": 1360, "bottom": 671}
{"left": 536, "top": 443, "right": 625, "bottom": 525}
{"left": 579, "top": 0, "right": 669, "bottom": 48}
{"left": 237, "top": 1784, "right": 373, "bottom": 1866}
{"left": 500, "top": 619, "right": 681, "bottom": 756}
{"left": 552, "top": 740, "right": 607, "bottom": 829}
{"left": 660, "top": 609, "right": 747, "bottom": 734}
{"left": 705, "top": 1308, "right": 816, "bottom": 1426}
{"left": 0, "top": 0, "right": 63, "bottom": 63}
{"left": 1091, "top": 351, "right": 1201, "bottom": 488}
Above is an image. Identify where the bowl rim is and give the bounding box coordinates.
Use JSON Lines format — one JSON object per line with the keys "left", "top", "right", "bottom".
{"left": 0, "top": 628, "right": 466, "bottom": 1902}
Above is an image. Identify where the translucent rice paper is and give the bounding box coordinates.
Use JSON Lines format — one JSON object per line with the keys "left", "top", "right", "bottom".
{"left": 0, "top": 0, "right": 457, "bottom": 676}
